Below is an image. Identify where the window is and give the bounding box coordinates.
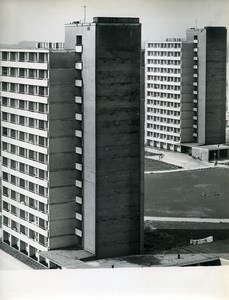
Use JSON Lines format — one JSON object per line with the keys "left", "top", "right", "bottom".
{"left": 20, "top": 178, "right": 25, "bottom": 188}
{"left": 39, "top": 169, "right": 45, "bottom": 179}
{"left": 2, "top": 97, "right": 8, "bottom": 106}
{"left": 10, "top": 99, "right": 17, "bottom": 107}
{"left": 19, "top": 100, "right": 25, "bottom": 109}
{"left": 2, "top": 52, "right": 8, "bottom": 60}
{"left": 29, "top": 166, "right": 35, "bottom": 176}
{"left": 19, "top": 131, "right": 25, "bottom": 141}
{"left": 19, "top": 116, "right": 25, "bottom": 125}
{"left": 19, "top": 68, "right": 25, "bottom": 77}
{"left": 39, "top": 53, "right": 45, "bottom": 62}
{"left": 11, "top": 190, "right": 16, "bottom": 199}
{"left": 10, "top": 114, "right": 16, "bottom": 123}
{"left": 10, "top": 160, "right": 16, "bottom": 169}
{"left": 39, "top": 137, "right": 45, "bottom": 147}
{"left": 38, "top": 120, "right": 45, "bottom": 129}
{"left": 19, "top": 147, "right": 26, "bottom": 157}
{"left": 10, "top": 52, "right": 16, "bottom": 61}
{"left": 28, "top": 102, "right": 35, "bottom": 111}
{"left": 3, "top": 172, "right": 8, "bottom": 181}
{"left": 39, "top": 70, "right": 45, "bottom": 79}
{"left": 19, "top": 84, "right": 25, "bottom": 93}
{"left": 38, "top": 103, "right": 45, "bottom": 113}
{"left": 3, "top": 187, "right": 9, "bottom": 196}
{"left": 29, "top": 150, "right": 35, "bottom": 160}
{"left": 2, "top": 112, "right": 8, "bottom": 121}
{"left": 39, "top": 186, "right": 45, "bottom": 196}
{"left": 19, "top": 163, "right": 25, "bottom": 173}
{"left": 11, "top": 175, "right": 16, "bottom": 184}
{"left": 3, "top": 157, "right": 8, "bottom": 166}
{"left": 29, "top": 118, "right": 35, "bottom": 127}
{"left": 2, "top": 67, "right": 8, "bottom": 76}
{"left": 2, "top": 82, "right": 8, "bottom": 91}
{"left": 11, "top": 144, "right": 16, "bottom": 154}
{"left": 10, "top": 68, "right": 16, "bottom": 76}
{"left": 76, "top": 35, "right": 82, "bottom": 45}
{"left": 29, "top": 69, "right": 35, "bottom": 78}
{"left": 29, "top": 182, "right": 35, "bottom": 192}
{"left": 28, "top": 85, "right": 34, "bottom": 95}
{"left": 10, "top": 129, "right": 16, "bottom": 138}
{"left": 2, "top": 142, "right": 8, "bottom": 151}
{"left": 19, "top": 52, "right": 25, "bottom": 61}
{"left": 3, "top": 127, "right": 8, "bottom": 136}
{"left": 39, "top": 153, "right": 45, "bottom": 163}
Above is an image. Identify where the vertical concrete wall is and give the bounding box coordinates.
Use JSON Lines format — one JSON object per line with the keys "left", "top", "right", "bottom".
{"left": 205, "top": 27, "right": 227, "bottom": 144}
{"left": 48, "top": 51, "right": 77, "bottom": 249}
{"left": 95, "top": 19, "right": 143, "bottom": 258}
{"left": 180, "top": 42, "right": 194, "bottom": 143}
{"left": 65, "top": 24, "right": 97, "bottom": 254}
{"left": 197, "top": 30, "right": 207, "bottom": 144}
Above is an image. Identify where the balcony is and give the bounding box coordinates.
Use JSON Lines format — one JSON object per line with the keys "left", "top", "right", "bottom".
{"left": 75, "top": 180, "right": 82, "bottom": 188}
{"left": 75, "top": 45, "right": 83, "bottom": 53}
{"left": 75, "top": 96, "right": 82, "bottom": 104}
{"left": 75, "top": 113, "right": 82, "bottom": 121}
{"left": 76, "top": 196, "right": 82, "bottom": 204}
{"left": 75, "top": 130, "right": 82, "bottom": 138}
{"left": 75, "top": 62, "right": 82, "bottom": 70}
{"left": 75, "top": 228, "right": 82, "bottom": 237}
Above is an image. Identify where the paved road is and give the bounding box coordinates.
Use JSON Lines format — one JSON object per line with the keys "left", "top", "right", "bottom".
{"left": 0, "top": 249, "right": 32, "bottom": 270}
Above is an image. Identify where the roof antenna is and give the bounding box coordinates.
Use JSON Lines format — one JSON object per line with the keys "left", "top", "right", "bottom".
{"left": 195, "top": 19, "right": 198, "bottom": 30}
{"left": 82, "top": 5, "right": 87, "bottom": 23}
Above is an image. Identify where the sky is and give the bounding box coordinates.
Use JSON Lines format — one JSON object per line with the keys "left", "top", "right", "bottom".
{"left": 0, "top": 0, "right": 229, "bottom": 45}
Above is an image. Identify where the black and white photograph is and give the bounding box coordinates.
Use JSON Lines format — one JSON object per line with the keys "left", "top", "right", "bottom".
{"left": 0, "top": 0, "right": 229, "bottom": 299}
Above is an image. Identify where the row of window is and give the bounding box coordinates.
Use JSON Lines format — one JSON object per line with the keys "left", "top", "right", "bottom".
{"left": 2, "top": 51, "right": 48, "bottom": 63}
{"left": 2, "top": 67, "right": 48, "bottom": 79}
{"left": 2, "top": 142, "right": 47, "bottom": 164}
{"left": 147, "top": 75, "right": 181, "bottom": 82}
{"left": 2, "top": 127, "right": 48, "bottom": 147}
{"left": 147, "top": 67, "right": 181, "bottom": 74}
{"left": 2, "top": 172, "right": 48, "bottom": 197}
{"left": 147, "top": 131, "right": 180, "bottom": 141}
{"left": 146, "top": 115, "right": 181, "bottom": 125}
{"left": 147, "top": 43, "right": 181, "bottom": 49}
{"left": 147, "top": 107, "right": 180, "bottom": 116}
{"left": 2, "top": 186, "right": 48, "bottom": 213}
{"left": 2, "top": 157, "right": 47, "bottom": 180}
{"left": 1, "top": 97, "right": 47, "bottom": 113}
{"left": 3, "top": 216, "right": 48, "bottom": 246}
{"left": 147, "top": 51, "right": 181, "bottom": 57}
{"left": 147, "top": 91, "right": 181, "bottom": 99}
{"left": 147, "top": 59, "right": 181, "bottom": 66}
{"left": 1, "top": 82, "right": 48, "bottom": 96}
{"left": 147, "top": 83, "right": 181, "bottom": 91}
{"left": 147, "top": 99, "right": 180, "bottom": 108}
{"left": 2, "top": 112, "right": 47, "bottom": 130}
{"left": 147, "top": 123, "right": 180, "bottom": 133}
{"left": 3, "top": 201, "right": 47, "bottom": 229}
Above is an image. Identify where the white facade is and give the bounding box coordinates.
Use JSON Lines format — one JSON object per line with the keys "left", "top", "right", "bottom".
{"left": 145, "top": 40, "right": 183, "bottom": 152}
{"left": 1, "top": 49, "right": 50, "bottom": 265}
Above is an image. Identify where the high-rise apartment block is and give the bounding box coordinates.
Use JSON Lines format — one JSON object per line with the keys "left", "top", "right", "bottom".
{"left": 145, "top": 27, "right": 227, "bottom": 156}
{"left": 0, "top": 17, "right": 143, "bottom": 268}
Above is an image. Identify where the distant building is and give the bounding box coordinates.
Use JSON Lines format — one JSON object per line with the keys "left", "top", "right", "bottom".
{"left": 0, "top": 17, "right": 144, "bottom": 268}
{"left": 145, "top": 27, "right": 227, "bottom": 159}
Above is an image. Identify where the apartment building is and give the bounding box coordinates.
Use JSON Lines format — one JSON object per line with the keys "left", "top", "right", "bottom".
{"left": 0, "top": 17, "right": 143, "bottom": 268}
{"left": 145, "top": 27, "right": 227, "bottom": 155}
{"left": 145, "top": 38, "right": 193, "bottom": 151}
{"left": 63, "top": 17, "right": 144, "bottom": 259}
{"left": 0, "top": 44, "right": 77, "bottom": 267}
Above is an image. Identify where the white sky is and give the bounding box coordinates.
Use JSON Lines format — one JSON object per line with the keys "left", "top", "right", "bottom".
{"left": 0, "top": 0, "right": 229, "bottom": 44}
